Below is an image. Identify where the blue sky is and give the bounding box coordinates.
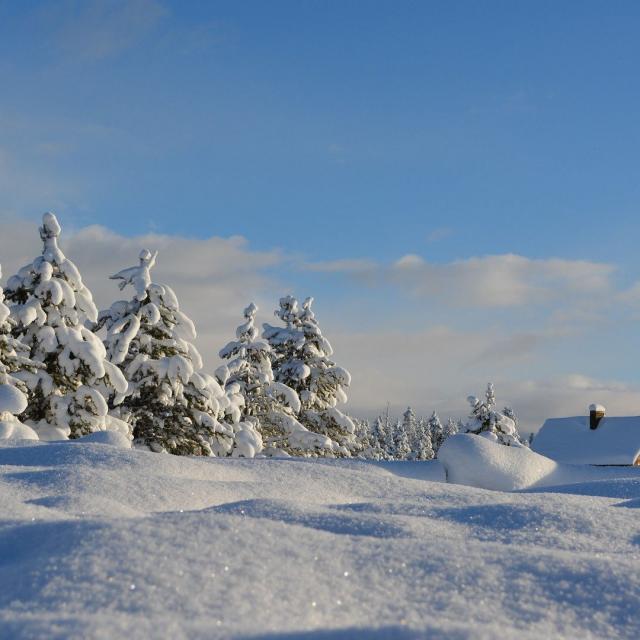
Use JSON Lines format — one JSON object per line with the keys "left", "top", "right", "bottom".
{"left": 2, "top": 1, "right": 640, "bottom": 427}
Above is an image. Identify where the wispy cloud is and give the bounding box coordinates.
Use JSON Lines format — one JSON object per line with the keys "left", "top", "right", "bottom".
{"left": 39, "top": 0, "right": 168, "bottom": 61}
{"left": 306, "top": 253, "right": 616, "bottom": 308}
{"left": 426, "top": 227, "right": 454, "bottom": 243}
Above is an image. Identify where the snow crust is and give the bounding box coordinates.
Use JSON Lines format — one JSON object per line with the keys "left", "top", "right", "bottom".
{"left": 0, "top": 441, "right": 639, "bottom": 639}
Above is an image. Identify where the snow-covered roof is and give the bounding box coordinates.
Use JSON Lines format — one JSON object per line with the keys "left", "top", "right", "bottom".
{"left": 533, "top": 416, "right": 640, "bottom": 465}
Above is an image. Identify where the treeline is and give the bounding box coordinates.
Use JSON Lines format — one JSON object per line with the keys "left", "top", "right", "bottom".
{"left": 352, "top": 382, "right": 528, "bottom": 461}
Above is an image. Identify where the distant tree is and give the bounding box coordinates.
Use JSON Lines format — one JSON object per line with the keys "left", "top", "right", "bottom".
{"left": 413, "top": 416, "right": 435, "bottom": 460}
{"left": 4, "top": 213, "right": 128, "bottom": 440}
{"left": 401, "top": 407, "right": 418, "bottom": 458}
{"left": 503, "top": 406, "right": 528, "bottom": 447}
{"left": 427, "top": 410, "right": 445, "bottom": 452}
{"left": 394, "top": 418, "right": 411, "bottom": 459}
{"left": 442, "top": 417, "right": 459, "bottom": 443}
{"left": 368, "top": 415, "right": 389, "bottom": 460}
{"left": 383, "top": 415, "right": 397, "bottom": 459}
{"left": 465, "top": 382, "right": 525, "bottom": 446}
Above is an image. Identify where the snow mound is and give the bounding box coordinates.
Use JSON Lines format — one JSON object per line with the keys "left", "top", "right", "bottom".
{"left": 439, "top": 434, "right": 559, "bottom": 490}
{"left": 76, "top": 430, "right": 132, "bottom": 449}
{"left": 439, "top": 434, "right": 637, "bottom": 492}
{"left": 0, "top": 383, "right": 28, "bottom": 415}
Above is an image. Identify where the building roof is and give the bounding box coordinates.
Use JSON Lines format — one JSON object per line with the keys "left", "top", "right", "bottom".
{"left": 532, "top": 416, "right": 640, "bottom": 465}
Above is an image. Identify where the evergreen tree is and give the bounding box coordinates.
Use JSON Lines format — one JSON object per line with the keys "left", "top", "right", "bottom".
{"left": 98, "top": 249, "right": 262, "bottom": 456}
{"left": 465, "top": 382, "right": 525, "bottom": 446}
{"left": 413, "top": 416, "right": 435, "bottom": 460}
{"left": 383, "top": 413, "right": 397, "bottom": 459}
{"left": 369, "top": 415, "right": 388, "bottom": 460}
{"left": 427, "top": 410, "right": 444, "bottom": 453}
{"left": 442, "top": 416, "right": 459, "bottom": 443}
{"left": 394, "top": 417, "right": 411, "bottom": 459}
{"left": 503, "top": 406, "right": 528, "bottom": 447}
{"left": 217, "top": 302, "right": 327, "bottom": 456}
{"left": 0, "top": 265, "right": 42, "bottom": 440}
{"left": 263, "top": 296, "right": 355, "bottom": 456}
{"left": 351, "top": 417, "right": 374, "bottom": 458}
{"left": 401, "top": 407, "right": 418, "bottom": 458}
{"left": 4, "top": 213, "right": 128, "bottom": 440}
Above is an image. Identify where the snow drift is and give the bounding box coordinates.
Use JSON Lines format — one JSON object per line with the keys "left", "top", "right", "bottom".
{"left": 439, "top": 433, "right": 637, "bottom": 491}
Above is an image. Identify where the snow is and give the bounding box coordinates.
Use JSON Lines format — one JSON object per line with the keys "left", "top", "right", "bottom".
{"left": 439, "top": 433, "right": 638, "bottom": 491}
{"left": 0, "top": 383, "right": 28, "bottom": 415}
{"left": 0, "top": 440, "right": 639, "bottom": 639}
{"left": 589, "top": 403, "right": 606, "bottom": 413}
{"left": 533, "top": 416, "right": 640, "bottom": 465}
{"left": 76, "top": 430, "right": 132, "bottom": 449}
{"left": 0, "top": 420, "right": 38, "bottom": 440}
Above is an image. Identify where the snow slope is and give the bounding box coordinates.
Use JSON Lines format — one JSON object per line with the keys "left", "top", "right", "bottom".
{"left": 0, "top": 440, "right": 639, "bottom": 639}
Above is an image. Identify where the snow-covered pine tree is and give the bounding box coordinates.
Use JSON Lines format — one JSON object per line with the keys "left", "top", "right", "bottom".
{"left": 263, "top": 296, "right": 355, "bottom": 456}
{"left": 98, "top": 249, "right": 262, "bottom": 456}
{"left": 351, "top": 417, "right": 374, "bottom": 458}
{"left": 0, "top": 265, "right": 43, "bottom": 440}
{"left": 427, "top": 410, "right": 445, "bottom": 453}
{"left": 465, "top": 382, "right": 525, "bottom": 446}
{"left": 368, "top": 415, "right": 388, "bottom": 460}
{"left": 217, "top": 302, "right": 327, "bottom": 456}
{"left": 503, "top": 406, "right": 528, "bottom": 447}
{"left": 413, "top": 416, "right": 435, "bottom": 460}
{"left": 4, "top": 213, "right": 129, "bottom": 440}
{"left": 401, "top": 407, "right": 418, "bottom": 459}
{"left": 442, "top": 416, "right": 459, "bottom": 444}
{"left": 394, "top": 417, "right": 411, "bottom": 460}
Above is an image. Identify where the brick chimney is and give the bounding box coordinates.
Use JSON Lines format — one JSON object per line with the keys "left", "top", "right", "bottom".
{"left": 589, "top": 404, "right": 606, "bottom": 430}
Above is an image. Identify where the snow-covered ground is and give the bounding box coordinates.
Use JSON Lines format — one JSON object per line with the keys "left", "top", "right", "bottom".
{"left": 1, "top": 439, "right": 639, "bottom": 639}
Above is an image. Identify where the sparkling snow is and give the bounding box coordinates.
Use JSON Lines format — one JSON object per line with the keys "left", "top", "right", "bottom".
{"left": 0, "top": 440, "right": 639, "bottom": 639}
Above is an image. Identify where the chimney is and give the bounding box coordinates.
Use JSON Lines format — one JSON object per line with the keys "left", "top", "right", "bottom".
{"left": 589, "top": 404, "right": 606, "bottom": 430}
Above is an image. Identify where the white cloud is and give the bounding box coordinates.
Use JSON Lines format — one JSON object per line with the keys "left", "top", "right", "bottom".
{"left": 307, "top": 252, "right": 616, "bottom": 308}
{"left": 393, "top": 254, "right": 425, "bottom": 269}
{"left": 392, "top": 254, "right": 615, "bottom": 307}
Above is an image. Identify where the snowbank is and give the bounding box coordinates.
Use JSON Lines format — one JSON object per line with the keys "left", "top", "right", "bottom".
{"left": 439, "top": 433, "right": 636, "bottom": 491}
